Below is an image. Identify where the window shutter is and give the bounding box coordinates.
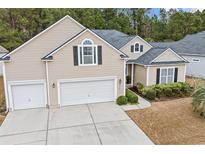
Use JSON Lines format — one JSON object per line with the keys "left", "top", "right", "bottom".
{"left": 174, "top": 68, "right": 178, "bottom": 82}
{"left": 73, "top": 46, "right": 78, "bottom": 66}
{"left": 98, "top": 46, "right": 102, "bottom": 65}
{"left": 140, "top": 45, "right": 143, "bottom": 52}
{"left": 131, "top": 45, "right": 134, "bottom": 52}
{"left": 156, "top": 68, "right": 160, "bottom": 84}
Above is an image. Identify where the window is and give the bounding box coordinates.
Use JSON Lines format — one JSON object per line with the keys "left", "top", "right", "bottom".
{"left": 78, "top": 39, "right": 97, "bottom": 65}
{"left": 134, "top": 43, "right": 140, "bottom": 52}
{"left": 160, "top": 68, "right": 174, "bottom": 84}
{"left": 192, "top": 58, "right": 200, "bottom": 62}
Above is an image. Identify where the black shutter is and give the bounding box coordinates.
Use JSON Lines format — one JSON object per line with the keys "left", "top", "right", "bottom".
{"left": 174, "top": 68, "right": 178, "bottom": 82}
{"left": 73, "top": 46, "right": 78, "bottom": 66}
{"left": 98, "top": 46, "right": 102, "bottom": 65}
{"left": 140, "top": 45, "right": 143, "bottom": 52}
{"left": 131, "top": 45, "right": 134, "bottom": 52}
{"left": 156, "top": 68, "right": 160, "bottom": 84}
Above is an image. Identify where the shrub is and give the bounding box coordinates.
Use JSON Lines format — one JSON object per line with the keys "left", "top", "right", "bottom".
{"left": 153, "top": 85, "right": 163, "bottom": 98}
{"left": 181, "top": 84, "right": 193, "bottom": 96}
{"left": 172, "top": 87, "right": 182, "bottom": 97}
{"left": 145, "top": 89, "right": 156, "bottom": 100}
{"left": 192, "top": 84, "right": 205, "bottom": 118}
{"left": 126, "top": 89, "right": 138, "bottom": 104}
{"left": 116, "top": 96, "right": 128, "bottom": 105}
{"left": 164, "top": 87, "right": 172, "bottom": 97}
{"left": 141, "top": 82, "right": 192, "bottom": 100}
{"left": 136, "top": 82, "right": 144, "bottom": 94}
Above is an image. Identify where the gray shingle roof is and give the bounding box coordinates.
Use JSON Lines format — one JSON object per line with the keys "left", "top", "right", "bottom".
{"left": 92, "top": 29, "right": 135, "bottom": 49}
{"left": 128, "top": 47, "right": 187, "bottom": 65}
{"left": 150, "top": 31, "right": 205, "bottom": 56}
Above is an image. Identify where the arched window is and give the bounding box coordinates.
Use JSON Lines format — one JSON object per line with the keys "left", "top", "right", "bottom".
{"left": 79, "top": 39, "right": 97, "bottom": 65}
{"left": 82, "top": 39, "right": 93, "bottom": 45}
{"left": 134, "top": 43, "right": 140, "bottom": 52}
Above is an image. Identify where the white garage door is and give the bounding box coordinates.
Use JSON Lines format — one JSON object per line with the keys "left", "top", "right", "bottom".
{"left": 59, "top": 78, "right": 116, "bottom": 106}
{"left": 9, "top": 81, "right": 46, "bottom": 110}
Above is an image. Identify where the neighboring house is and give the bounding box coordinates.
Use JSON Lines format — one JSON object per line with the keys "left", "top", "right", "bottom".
{"left": 0, "top": 46, "right": 9, "bottom": 76}
{"left": 151, "top": 31, "right": 205, "bottom": 78}
{"left": 0, "top": 15, "right": 187, "bottom": 111}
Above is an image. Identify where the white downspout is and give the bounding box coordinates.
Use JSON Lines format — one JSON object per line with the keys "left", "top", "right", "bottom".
{"left": 146, "top": 66, "right": 150, "bottom": 86}
{"left": 45, "top": 61, "right": 51, "bottom": 108}
{"left": 123, "top": 60, "right": 126, "bottom": 96}
{"left": 2, "top": 62, "right": 9, "bottom": 112}
{"left": 131, "top": 63, "right": 134, "bottom": 86}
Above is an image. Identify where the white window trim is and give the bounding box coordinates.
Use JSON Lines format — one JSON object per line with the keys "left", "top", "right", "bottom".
{"left": 159, "top": 67, "right": 175, "bottom": 84}
{"left": 78, "top": 39, "right": 98, "bottom": 66}
{"left": 134, "top": 42, "right": 140, "bottom": 53}
{"left": 192, "top": 58, "right": 200, "bottom": 62}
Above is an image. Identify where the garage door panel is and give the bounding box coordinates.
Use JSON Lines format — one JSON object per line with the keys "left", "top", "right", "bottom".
{"left": 60, "top": 79, "right": 115, "bottom": 106}
{"left": 10, "top": 82, "right": 46, "bottom": 110}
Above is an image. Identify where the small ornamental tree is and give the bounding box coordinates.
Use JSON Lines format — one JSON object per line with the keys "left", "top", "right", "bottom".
{"left": 192, "top": 84, "right": 205, "bottom": 118}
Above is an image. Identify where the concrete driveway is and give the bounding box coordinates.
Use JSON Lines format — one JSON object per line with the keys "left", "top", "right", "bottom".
{"left": 0, "top": 102, "right": 153, "bottom": 145}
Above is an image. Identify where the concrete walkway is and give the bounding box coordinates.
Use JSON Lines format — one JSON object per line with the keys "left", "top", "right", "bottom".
{"left": 0, "top": 102, "right": 153, "bottom": 145}
{"left": 121, "top": 95, "right": 151, "bottom": 111}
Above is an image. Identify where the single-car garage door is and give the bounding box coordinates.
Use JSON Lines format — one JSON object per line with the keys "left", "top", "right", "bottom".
{"left": 8, "top": 81, "right": 47, "bottom": 110}
{"left": 59, "top": 77, "right": 116, "bottom": 106}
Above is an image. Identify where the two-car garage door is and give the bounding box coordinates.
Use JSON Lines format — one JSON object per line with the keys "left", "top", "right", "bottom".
{"left": 59, "top": 78, "right": 116, "bottom": 106}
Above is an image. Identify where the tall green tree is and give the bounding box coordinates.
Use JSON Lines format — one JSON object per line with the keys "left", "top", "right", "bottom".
{"left": 0, "top": 8, "right": 205, "bottom": 51}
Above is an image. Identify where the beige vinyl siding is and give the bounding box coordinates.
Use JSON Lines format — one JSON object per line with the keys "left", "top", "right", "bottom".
{"left": 148, "top": 64, "right": 186, "bottom": 86}
{"left": 152, "top": 49, "right": 182, "bottom": 62}
{"left": 5, "top": 17, "right": 84, "bottom": 81}
{"left": 48, "top": 31, "right": 125, "bottom": 106}
{"left": 120, "top": 36, "right": 152, "bottom": 60}
{"left": 133, "top": 64, "right": 147, "bottom": 86}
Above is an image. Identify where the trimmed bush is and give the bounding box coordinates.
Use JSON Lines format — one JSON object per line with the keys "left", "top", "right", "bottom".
{"left": 172, "top": 87, "right": 182, "bottom": 96}
{"left": 126, "top": 89, "right": 138, "bottom": 104}
{"left": 145, "top": 89, "right": 156, "bottom": 100}
{"left": 137, "top": 82, "right": 192, "bottom": 100}
{"left": 136, "top": 82, "right": 144, "bottom": 94}
{"left": 116, "top": 96, "right": 128, "bottom": 105}
{"left": 164, "top": 87, "right": 172, "bottom": 97}
{"left": 153, "top": 85, "right": 163, "bottom": 98}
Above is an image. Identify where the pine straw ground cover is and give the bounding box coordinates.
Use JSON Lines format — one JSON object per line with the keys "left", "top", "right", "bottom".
{"left": 127, "top": 97, "right": 205, "bottom": 145}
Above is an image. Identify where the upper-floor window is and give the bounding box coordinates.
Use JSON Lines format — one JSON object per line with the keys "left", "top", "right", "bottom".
{"left": 131, "top": 42, "right": 143, "bottom": 53}
{"left": 78, "top": 39, "right": 97, "bottom": 65}
{"left": 134, "top": 43, "right": 140, "bottom": 52}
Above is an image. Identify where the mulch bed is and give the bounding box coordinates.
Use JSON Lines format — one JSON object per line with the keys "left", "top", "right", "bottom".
{"left": 127, "top": 97, "right": 205, "bottom": 145}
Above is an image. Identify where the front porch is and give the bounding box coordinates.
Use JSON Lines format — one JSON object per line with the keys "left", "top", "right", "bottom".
{"left": 126, "top": 64, "right": 134, "bottom": 87}
{"left": 126, "top": 63, "right": 147, "bottom": 87}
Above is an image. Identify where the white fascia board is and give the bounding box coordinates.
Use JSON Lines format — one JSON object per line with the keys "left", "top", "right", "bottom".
{"left": 2, "top": 15, "right": 85, "bottom": 58}
{"left": 44, "top": 29, "right": 88, "bottom": 58}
